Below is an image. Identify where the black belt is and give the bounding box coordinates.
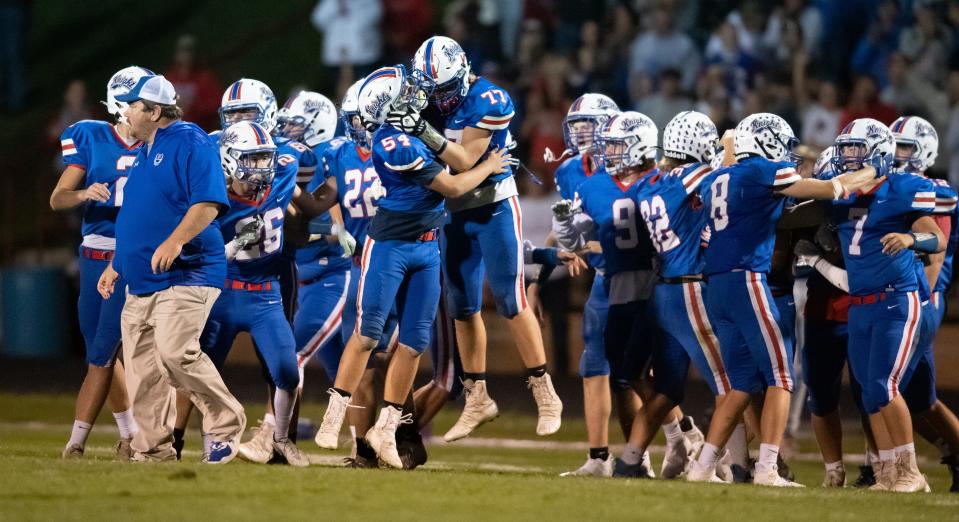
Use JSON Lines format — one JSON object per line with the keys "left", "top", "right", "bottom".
{"left": 660, "top": 275, "right": 704, "bottom": 284}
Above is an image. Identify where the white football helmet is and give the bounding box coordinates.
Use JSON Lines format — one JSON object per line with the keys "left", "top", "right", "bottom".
{"left": 832, "top": 118, "right": 895, "bottom": 174}
{"left": 662, "top": 110, "right": 719, "bottom": 164}
{"left": 413, "top": 35, "right": 470, "bottom": 114}
{"left": 563, "top": 93, "right": 620, "bottom": 155}
{"left": 219, "top": 78, "right": 278, "bottom": 132}
{"left": 814, "top": 147, "right": 836, "bottom": 179}
{"left": 276, "top": 91, "right": 337, "bottom": 148}
{"left": 341, "top": 79, "right": 371, "bottom": 149}
{"left": 734, "top": 113, "right": 799, "bottom": 163}
{"left": 219, "top": 121, "right": 277, "bottom": 196}
{"left": 357, "top": 65, "right": 433, "bottom": 131}
{"left": 593, "top": 111, "right": 658, "bottom": 176}
{"left": 105, "top": 66, "right": 154, "bottom": 124}
{"left": 889, "top": 116, "right": 939, "bottom": 172}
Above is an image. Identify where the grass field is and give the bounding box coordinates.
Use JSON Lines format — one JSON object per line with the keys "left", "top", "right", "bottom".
{"left": 1, "top": 393, "right": 957, "bottom": 521}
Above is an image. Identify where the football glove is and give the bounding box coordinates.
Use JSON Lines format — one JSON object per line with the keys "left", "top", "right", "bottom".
{"left": 331, "top": 223, "right": 357, "bottom": 258}
{"left": 386, "top": 108, "right": 427, "bottom": 136}
{"left": 551, "top": 199, "right": 580, "bottom": 220}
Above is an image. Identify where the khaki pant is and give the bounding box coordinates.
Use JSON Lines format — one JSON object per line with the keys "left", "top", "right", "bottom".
{"left": 120, "top": 285, "right": 245, "bottom": 460}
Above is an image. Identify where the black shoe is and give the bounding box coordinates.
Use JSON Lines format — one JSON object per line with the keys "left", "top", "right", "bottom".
{"left": 730, "top": 463, "right": 753, "bottom": 483}
{"left": 172, "top": 436, "right": 184, "bottom": 461}
{"left": 777, "top": 454, "right": 795, "bottom": 482}
{"left": 343, "top": 437, "right": 379, "bottom": 469}
{"left": 850, "top": 465, "right": 876, "bottom": 488}
{"left": 612, "top": 457, "right": 652, "bottom": 478}
{"left": 398, "top": 432, "right": 428, "bottom": 470}
{"left": 943, "top": 454, "right": 959, "bottom": 493}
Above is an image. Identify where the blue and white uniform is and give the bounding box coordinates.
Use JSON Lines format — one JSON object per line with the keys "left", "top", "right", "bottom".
{"left": 830, "top": 172, "right": 935, "bottom": 414}
{"left": 700, "top": 156, "right": 801, "bottom": 393}
{"left": 637, "top": 163, "right": 730, "bottom": 403}
{"left": 358, "top": 125, "right": 445, "bottom": 351}
{"left": 440, "top": 77, "right": 528, "bottom": 319}
{"left": 60, "top": 120, "right": 141, "bottom": 367}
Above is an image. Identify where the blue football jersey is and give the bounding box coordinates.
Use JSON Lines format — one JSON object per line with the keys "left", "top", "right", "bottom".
{"left": 636, "top": 163, "right": 712, "bottom": 278}
{"left": 443, "top": 77, "right": 514, "bottom": 182}
{"left": 288, "top": 137, "right": 343, "bottom": 268}
{"left": 700, "top": 156, "right": 801, "bottom": 275}
{"left": 367, "top": 125, "right": 445, "bottom": 241}
{"left": 317, "top": 140, "right": 382, "bottom": 248}
{"left": 60, "top": 120, "right": 142, "bottom": 246}
{"left": 219, "top": 158, "right": 299, "bottom": 283}
{"left": 931, "top": 178, "right": 958, "bottom": 293}
{"left": 831, "top": 173, "right": 936, "bottom": 295}
{"left": 576, "top": 172, "right": 657, "bottom": 276}
{"left": 555, "top": 154, "right": 604, "bottom": 269}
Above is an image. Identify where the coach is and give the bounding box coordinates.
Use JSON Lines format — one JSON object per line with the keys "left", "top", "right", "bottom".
{"left": 97, "top": 75, "right": 245, "bottom": 462}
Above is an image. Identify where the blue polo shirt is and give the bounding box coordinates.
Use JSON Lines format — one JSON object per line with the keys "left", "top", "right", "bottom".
{"left": 114, "top": 120, "right": 229, "bottom": 295}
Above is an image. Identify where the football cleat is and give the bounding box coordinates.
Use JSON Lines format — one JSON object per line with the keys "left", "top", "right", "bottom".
{"left": 943, "top": 455, "right": 959, "bottom": 493}
{"left": 62, "top": 443, "right": 84, "bottom": 459}
{"left": 892, "top": 452, "right": 930, "bottom": 493}
{"left": 273, "top": 438, "right": 310, "bottom": 468}
{"left": 444, "top": 380, "right": 499, "bottom": 442}
{"left": 850, "top": 464, "right": 876, "bottom": 488}
{"left": 114, "top": 438, "right": 133, "bottom": 461}
{"left": 686, "top": 461, "right": 726, "bottom": 483}
{"left": 560, "top": 456, "right": 613, "bottom": 478}
{"left": 397, "top": 431, "right": 429, "bottom": 470}
{"left": 777, "top": 454, "right": 796, "bottom": 482}
{"left": 822, "top": 468, "right": 846, "bottom": 488}
{"left": 869, "top": 460, "right": 897, "bottom": 491}
{"left": 315, "top": 389, "right": 353, "bottom": 450}
{"left": 345, "top": 437, "right": 379, "bottom": 469}
{"left": 612, "top": 457, "right": 653, "bottom": 479}
{"left": 716, "top": 450, "right": 734, "bottom": 483}
{"left": 528, "top": 374, "right": 562, "bottom": 436}
{"left": 366, "top": 407, "right": 412, "bottom": 469}
{"left": 238, "top": 419, "right": 275, "bottom": 464}
{"left": 680, "top": 416, "right": 705, "bottom": 455}
{"left": 643, "top": 451, "right": 656, "bottom": 478}
{"left": 753, "top": 464, "right": 804, "bottom": 487}
{"left": 204, "top": 440, "right": 238, "bottom": 465}
{"left": 662, "top": 437, "right": 691, "bottom": 479}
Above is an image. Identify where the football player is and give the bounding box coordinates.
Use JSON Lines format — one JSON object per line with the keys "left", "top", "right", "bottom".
{"left": 389, "top": 36, "right": 562, "bottom": 439}
{"left": 686, "top": 113, "right": 876, "bottom": 487}
{"left": 50, "top": 66, "right": 152, "bottom": 459}
{"left": 313, "top": 65, "right": 510, "bottom": 468}
{"left": 552, "top": 112, "right": 663, "bottom": 478}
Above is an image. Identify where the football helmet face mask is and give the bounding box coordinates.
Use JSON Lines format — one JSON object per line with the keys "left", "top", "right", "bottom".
{"left": 413, "top": 36, "right": 470, "bottom": 115}
{"left": 662, "top": 110, "right": 719, "bottom": 164}
{"left": 341, "top": 79, "right": 371, "bottom": 149}
{"left": 831, "top": 118, "right": 895, "bottom": 174}
{"left": 219, "top": 121, "right": 277, "bottom": 198}
{"left": 357, "top": 65, "right": 434, "bottom": 131}
{"left": 276, "top": 91, "right": 337, "bottom": 148}
{"left": 219, "top": 78, "right": 278, "bottom": 132}
{"left": 734, "top": 113, "right": 800, "bottom": 164}
{"left": 889, "top": 116, "right": 939, "bottom": 173}
{"left": 592, "top": 111, "right": 658, "bottom": 176}
{"left": 563, "top": 93, "right": 620, "bottom": 155}
{"left": 105, "top": 66, "right": 155, "bottom": 125}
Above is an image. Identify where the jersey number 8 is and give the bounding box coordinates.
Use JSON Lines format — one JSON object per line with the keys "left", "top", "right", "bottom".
{"left": 709, "top": 174, "right": 730, "bottom": 231}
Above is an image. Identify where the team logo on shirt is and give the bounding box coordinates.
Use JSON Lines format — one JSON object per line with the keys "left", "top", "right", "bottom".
{"left": 153, "top": 153, "right": 164, "bottom": 166}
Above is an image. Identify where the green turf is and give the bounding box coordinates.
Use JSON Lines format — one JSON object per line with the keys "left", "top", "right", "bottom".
{"left": 0, "top": 393, "right": 957, "bottom": 521}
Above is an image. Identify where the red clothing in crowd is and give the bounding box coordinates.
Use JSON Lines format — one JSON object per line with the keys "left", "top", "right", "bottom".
{"left": 164, "top": 66, "right": 222, "bottom": 131}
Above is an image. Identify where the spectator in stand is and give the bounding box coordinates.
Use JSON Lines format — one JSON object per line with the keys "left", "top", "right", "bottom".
{"left": 311, "top": 0, "right": 383, "bottom": 90}
{"left": 164, "top": 35, "right": 222, "bottom": 131}
{"left": 381, "top": 0, "right": 434, "bottom": 64}
{"left": 703, "top": 21, "right": 763, "bottom": 103}
{"left": 520, "top": 53, "right": 573, "bottom": 196}
{"left": 880, "top": 52, "right": 926, "bottom": 114}
{"left": 628, "top": 3, "right": 701, "bottom": 94}
{"left": 799, "top": 79, "right": 843, "bottom": 150}
{"left": 635, "top": 68, "right": 693, "bottom": 130}
{"left": 592, "top": 2, "right": 638, "bottom": 106}
{"left": 850, "top": 0, "right": 902, "bottom": 89}
{"left": 47, "top": 80, "right": 92, "bottom": 148}
{"left": 763, "top": 0, "right": 823, "bottom": 59}
{"left": 839, "top": 74, "right": 898, "bottom": 128}
{"left": 946, "top": 69, "right": 959, "bottom": 186}
{"left": 723, "top": 0, "right": 770, "bottom": 56}
{"left": 899, "top": 0, "right": 952, "bottom": 88}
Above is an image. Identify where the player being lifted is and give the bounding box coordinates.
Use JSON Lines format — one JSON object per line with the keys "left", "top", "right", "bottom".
{"left": 686, "top": 113, "right": 877, "bottom": 487}
{"left": 388, "top": 36, "right": 562, "bottom": 439}
{"left": 314, "top": 65, "right": 511, "bottom": 467}
{"left": 51, "top": 66, "right": 152, "bottom": 459}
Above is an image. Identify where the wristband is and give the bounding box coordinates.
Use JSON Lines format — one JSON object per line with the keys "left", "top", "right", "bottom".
{"left": 531, "top": 247, "right": 561, "bottom": 266}
{"left": 909, "top": 232, "right": 938, "bottom": 253}
{"left": 419, "top": 123, "right": 448, "bottom": 153}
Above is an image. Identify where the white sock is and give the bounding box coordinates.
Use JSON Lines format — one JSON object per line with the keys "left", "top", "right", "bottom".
{"left": 865, "top": 451, "right": 876, "bottom": 466}
{"left": 698, "top": 443, "right": 720, "bottom": 467}
{"left": 758, "top": 443, "right": 779, "bottom": 469}
{"left": 621, "top": 443, "right": 644, "bottom": 466}
{"left": 825, "top": 460, "right": 843, "bottom": 473}
{"left": 112, "top": 409, "right": 138, "bottom": 439}
{"left": 272, "top": 389, "right": 295, "bottom": 442}
{"left": 264, "top": 413, "right": 276, "bottom": 427}
{"left": 663, "top": 419, "right": 683, "bottom": 445}
{"left": 727, "top": 423, "right": 749, "bottom": 468}
{"left": 893, "top": 443, "right": 915, "bottom": 456}
{"left": 202, "top": 433, "right": 213, "bottom": 456}
{"left": 67, "top": 420, "right": 92, "bottom": 448}
{"left": 878, "top": 449, "right": 896, "bottom": 462}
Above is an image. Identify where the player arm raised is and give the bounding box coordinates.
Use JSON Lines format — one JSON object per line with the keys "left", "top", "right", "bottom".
{"left": 427, "top": 147, "right": 510, "bottom": 197}
{"left": 779, "top": 165, "right": 878, "bottom": 200}
{"left": 50, "top": 166, "right": 110, "bottom": 210}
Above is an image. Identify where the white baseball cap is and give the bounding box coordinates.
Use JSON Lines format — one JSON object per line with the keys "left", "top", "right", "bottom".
{"left": 115, "top": 74, "right": 177, "bottom": 105}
